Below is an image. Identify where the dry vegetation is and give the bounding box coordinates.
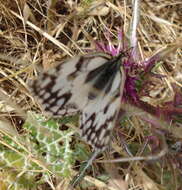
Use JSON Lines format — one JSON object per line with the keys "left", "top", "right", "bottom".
{"left": 0, "top": 0, "right": 181, "bottom": 190}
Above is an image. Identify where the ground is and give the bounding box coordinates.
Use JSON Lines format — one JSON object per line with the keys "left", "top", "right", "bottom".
{"left": 0, "top": 0, "right": 181, "bottom": 190}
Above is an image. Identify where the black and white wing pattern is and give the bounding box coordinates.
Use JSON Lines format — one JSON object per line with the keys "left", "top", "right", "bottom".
{"left": 29, "top": 52, "right": 126, "bottom": 151}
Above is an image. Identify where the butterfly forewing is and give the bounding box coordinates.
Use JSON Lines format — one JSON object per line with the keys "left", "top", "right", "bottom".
{"left": 30, "top": 53, "right": 111, "bottom": 116}
{"left": 29, "top": 52, "right": 125, "bottom": 151}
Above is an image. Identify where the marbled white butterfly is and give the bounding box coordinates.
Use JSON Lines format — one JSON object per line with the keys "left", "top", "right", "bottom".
{"left": 30, "top": 52, "right": 126, "bottom": 151}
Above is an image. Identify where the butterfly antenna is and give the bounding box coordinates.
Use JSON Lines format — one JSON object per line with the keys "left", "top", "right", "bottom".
{"left": 70, "top": 149, "right": 101, "bottom": 188}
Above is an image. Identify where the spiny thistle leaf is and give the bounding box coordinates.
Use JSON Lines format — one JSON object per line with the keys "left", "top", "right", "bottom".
{"left": 0, "top": 111, "right": 76, "bottom": 189}
{"left": 24, "top": 111, "right": 76, "bottom": 177}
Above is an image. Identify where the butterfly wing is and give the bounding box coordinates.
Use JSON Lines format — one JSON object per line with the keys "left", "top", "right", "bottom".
{"left": 29, "top": 52, "right": 126, "bottom": 150}
{"left": 29, "top": 53, "right": 112, "bottom": 116}
{"left": 80, "top": 94, "right": 121, "bottom": 151}
{"left": 80, "top": 60, "right": 126, "bottom": 151}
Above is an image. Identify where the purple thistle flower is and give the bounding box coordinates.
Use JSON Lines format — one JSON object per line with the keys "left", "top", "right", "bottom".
{"left": 95, "top": 29, "right": 182, "bottom": 125}
{"left": 95, "top": 30, "right": 140, "bottom": 102}
{"left": 96, "top": 30, "right": 168, "bottom": 107}
{"left": 95, "top": 29, "right": 125, "bottom": 56}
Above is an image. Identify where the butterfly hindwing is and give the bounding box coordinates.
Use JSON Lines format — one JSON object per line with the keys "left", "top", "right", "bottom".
{"left": 80, "top": 94, "right": 121, "bottom": 151}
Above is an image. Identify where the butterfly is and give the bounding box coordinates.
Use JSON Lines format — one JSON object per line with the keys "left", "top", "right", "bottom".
{"left": 29, "top": 52, "right": 126, "bottom": 151}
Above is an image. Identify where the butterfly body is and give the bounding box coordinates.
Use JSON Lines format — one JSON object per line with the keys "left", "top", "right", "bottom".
{"left": 30, "top": 52, "right": 126, "bottom": 151}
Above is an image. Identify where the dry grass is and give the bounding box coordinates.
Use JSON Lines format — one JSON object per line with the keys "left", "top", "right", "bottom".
{"left": 0, "top": 0, "right": 181, "bottom": 190}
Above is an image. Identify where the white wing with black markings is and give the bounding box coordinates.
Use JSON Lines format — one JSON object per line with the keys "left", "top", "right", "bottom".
{"left": 29, "top": 52, "right": 126, "bottom": 150}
